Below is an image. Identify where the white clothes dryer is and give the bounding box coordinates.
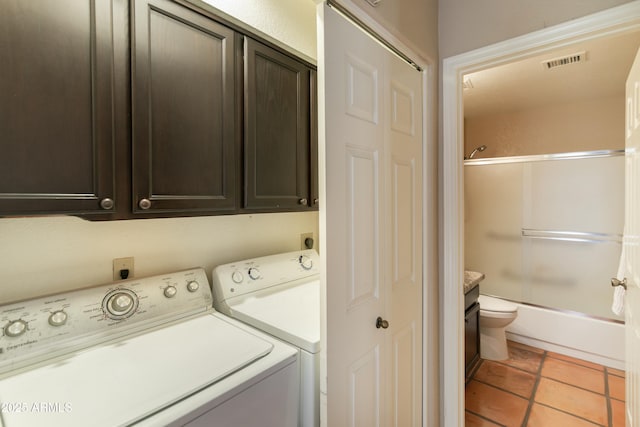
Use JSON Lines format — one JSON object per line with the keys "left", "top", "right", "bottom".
{"left": 212, "top": 249, "right": 320, "bottom": 427}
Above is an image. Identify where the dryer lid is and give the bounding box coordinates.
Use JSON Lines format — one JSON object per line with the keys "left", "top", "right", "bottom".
{"left": 227, "top": 280, "right": 320, "bottom": 353}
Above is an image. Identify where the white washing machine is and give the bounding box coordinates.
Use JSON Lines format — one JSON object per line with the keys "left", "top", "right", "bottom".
{"left": 212, "top": 249, "right": 320, "bottom": 427}
{"left": 0, "top": 268, "right": 299, "bottom": 427}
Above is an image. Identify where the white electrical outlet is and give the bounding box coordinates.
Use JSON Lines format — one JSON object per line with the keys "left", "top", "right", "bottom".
{"left": 113, "top": 257, "right": 134, "bottom": 281}
{"left": 300, "top": 233, "right": 314, "bottom": 250}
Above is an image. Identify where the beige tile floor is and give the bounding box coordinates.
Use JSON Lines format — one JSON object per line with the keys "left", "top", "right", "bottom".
{"left": 465, "top": 341, "right": 626, "bottom": 427}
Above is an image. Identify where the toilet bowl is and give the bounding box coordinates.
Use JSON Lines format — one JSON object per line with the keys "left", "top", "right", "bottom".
{"left": 478, "top": 295, "right": 518, "bottom": 360}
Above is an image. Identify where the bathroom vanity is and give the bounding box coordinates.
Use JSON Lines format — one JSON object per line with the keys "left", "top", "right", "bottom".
{"left": 464, "top": 271, "right": 484, "bottom": 377}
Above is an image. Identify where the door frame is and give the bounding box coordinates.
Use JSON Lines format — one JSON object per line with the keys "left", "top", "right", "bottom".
{"left": 441, "top": 3, "right": 640, "bottom": 425}
{"left": 317, "top": 1, "right": 438, "bottom": 425}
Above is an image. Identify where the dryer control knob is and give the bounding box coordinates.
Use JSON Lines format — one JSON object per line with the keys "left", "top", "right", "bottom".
{"left": 186, "top": 281, "right": 199, "bottom": 292}
{"left": 48, "top": 310, "right": 68, "bottom": 327}
{"left": 248, "top": 267, "right": 261, "bottom": 280}
{"left": 231, "top": 271, "right": 244, "bottom": 284}
{"left": 164, "top": 286, "right": 177, "bottom": 298}
{"left": 299, "top": 255, "right": 313, "bottom": 270}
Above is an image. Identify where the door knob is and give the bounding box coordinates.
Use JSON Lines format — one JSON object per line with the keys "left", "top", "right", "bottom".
{"left": 376, "top": 317, "right": 389, "bottom": 329}
{"left": 611, "top": 277, "right": 627, "bottom": 290}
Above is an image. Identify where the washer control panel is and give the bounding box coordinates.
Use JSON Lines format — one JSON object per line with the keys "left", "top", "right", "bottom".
{"left": 0, "top": 268, "right": 212, "bottom": 374}
{"left": 211, "top": 249, "right": 319, "bottom": 304}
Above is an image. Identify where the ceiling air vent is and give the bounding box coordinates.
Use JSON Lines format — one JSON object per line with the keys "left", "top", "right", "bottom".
{"left": 541, "top": 51, "right": 587, "bottom": 70}
{"left": 463, "top": 78, "right": 474, "bottom": 89}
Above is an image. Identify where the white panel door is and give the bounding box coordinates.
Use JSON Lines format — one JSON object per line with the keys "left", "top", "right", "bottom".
{"left": 624, "top": 46, "right": 640, "bottom": 427}
{"left": 386, "top": 54, "right": 423, "bottom": 427}
{"left": 321, "top": 5, "right": 423, "bottom": 426}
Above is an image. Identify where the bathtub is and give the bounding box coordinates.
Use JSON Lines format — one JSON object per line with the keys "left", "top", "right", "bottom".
{"left": 505, "top": 302, "right": 625, "bottom": 370}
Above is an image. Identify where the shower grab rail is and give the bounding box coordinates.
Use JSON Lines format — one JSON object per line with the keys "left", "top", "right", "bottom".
{"left": 521, "top": 228, "right": 622, "bottom": 244}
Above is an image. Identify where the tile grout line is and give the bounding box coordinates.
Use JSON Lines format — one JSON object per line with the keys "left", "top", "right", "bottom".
{"left": 471, "top": 377, "right": 533, "bottom": 401}
{"left": 533, "top": 401, "right": 605, "bottom": 426}
{"left": 520, "top": 349, "right": 547, "bottom": 427}
{"left": 466, "top": 358, "right": 484, "bottom": 386}
{"left": 465, "top": 408, "right": 508, "bottom": 427}
{"left": 604, "top": 367, "right": 613, "bottom": 427}
{"left": 539, "top": 376, "right": 608, "bottom": 397}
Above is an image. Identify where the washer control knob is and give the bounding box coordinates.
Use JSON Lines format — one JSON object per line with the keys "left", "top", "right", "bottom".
{"left": 248, "top": 267, "right": 261, "bottom": 280}
{"left": 103, "top": 289, "right": 138, "bottom": 319}
{"left": 48, "top": 310, "right": 68, "bottom": 327}
{"left": 109, "top": 293, "right": 134, "bottom": 314}
{"left": 164, "top": 286, "right": 177, "bottom": 298}
{"left": 231, "top": 271, "right": 244, "bottom": 284}
{"left": 299, "top": 255, "right": 313, "bottom": 270}
{"left": 4, "top": 319, "right": 27, "bottom": 337}
{"left": 186, "top": 281, "right": 199, "bottom": 292}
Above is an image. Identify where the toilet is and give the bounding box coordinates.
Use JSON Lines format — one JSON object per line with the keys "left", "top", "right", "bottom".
{"left": 478, "top": 295, "right": 518, "bottom": 360}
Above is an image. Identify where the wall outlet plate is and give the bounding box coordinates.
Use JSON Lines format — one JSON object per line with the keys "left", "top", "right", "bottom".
{"left": 300, "top": 232, "right": 314, "bottom": 250}
{"left": 113, "top": 257, "right": 134, "bottom": 281}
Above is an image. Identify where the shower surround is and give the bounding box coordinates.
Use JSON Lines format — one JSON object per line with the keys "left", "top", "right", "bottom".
{"left": 465, "top": 150, "right": 625, "bottom": 367}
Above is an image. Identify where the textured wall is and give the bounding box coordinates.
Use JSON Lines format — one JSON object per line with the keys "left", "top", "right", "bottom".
{"left": 465, "top": 96, "right": 624, "bottom": 158}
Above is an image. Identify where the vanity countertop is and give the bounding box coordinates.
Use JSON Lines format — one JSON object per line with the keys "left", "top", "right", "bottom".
{"left": 464, "top": 270, "right": 485, "bottom": 294}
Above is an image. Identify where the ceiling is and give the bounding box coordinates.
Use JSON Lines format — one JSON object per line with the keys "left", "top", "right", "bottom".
{"left": 463, "top": 29, "right": 640, "bottom": 118}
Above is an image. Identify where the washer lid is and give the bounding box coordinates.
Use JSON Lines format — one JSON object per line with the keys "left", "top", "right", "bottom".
{"left": 227, "top": 280, "right": 320, "bottom": 353}
{"left": 478, "top": 295, "right": 518, "bottom": 313}
{"left": 0, "top": 314, "right": 273, "bottom": 427}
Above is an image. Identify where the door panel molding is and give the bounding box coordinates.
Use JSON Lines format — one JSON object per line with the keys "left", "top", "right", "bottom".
{"left": 345, "top": 54, "right": 380, "bottom": 124}
{"left": 347, "top": 147, "right": 381, "bottom": 309}
{"left": 349, "top": 346, "right": 381, "bottom": 427}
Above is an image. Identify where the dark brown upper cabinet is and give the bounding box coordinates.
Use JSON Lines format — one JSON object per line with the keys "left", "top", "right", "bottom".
{"left": 0, "top": 0, "right": 122, "bottom": 216}
{"left": 0, "top": 0, "right": 316, "bottom": 220}
{"left": 243, "top": 37, "right": 317, "bottom": 211}
{"left": 131, "top": 0, "right": 239, "bottom": 215}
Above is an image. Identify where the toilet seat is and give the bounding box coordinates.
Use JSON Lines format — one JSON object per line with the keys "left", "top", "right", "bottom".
{"left": 478, "top": 295, "right": 517, "bottom": 313}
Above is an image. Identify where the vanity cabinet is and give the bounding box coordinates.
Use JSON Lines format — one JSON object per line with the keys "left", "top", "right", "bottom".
{"left": 465, "top": 285, "right": 481, "bottom": 377}
{"left": 243, "top": 38, "right": 317, "bottom": 211}
{"left": 0, "top": 0, "right": 124, "bottom": 216}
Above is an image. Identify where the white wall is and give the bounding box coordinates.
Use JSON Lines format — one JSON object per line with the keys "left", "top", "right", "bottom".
{"left": 337, "top": 0, "right": 438, "bottom": 63}
{"left": 0, "top": 212, "right": 318, "bottom": 303}
{"left": 438, "top": 0, "right": 634, "bottom": 58}
{"left": 0, "top": 0, "right": 319, "bottom": 303}
{"left": 0, "top": 213, "right": 318, "bottom": 302}
{"left": 198, "top": 0, "right": 318, "bottom": 60}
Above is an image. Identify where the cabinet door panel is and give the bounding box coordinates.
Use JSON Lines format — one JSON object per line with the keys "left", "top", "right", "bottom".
{"left": 465, "top": 302, "right": 481, "bottom": 377}
{"left": 0, "top": 0, "right": 117, "bottom": 215}
{"left": 132, "top": 0, "right": 237, "bottom": 214}
{"left": 310, "top": 70, "right": 319, "bottom": 209}
{"left": 244, "top": 38, "right": 311, "bottom": 210}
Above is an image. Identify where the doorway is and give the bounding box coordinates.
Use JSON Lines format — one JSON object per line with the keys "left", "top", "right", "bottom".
{"left": 441, "top": 3, "right": 640, "bottom": 425}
